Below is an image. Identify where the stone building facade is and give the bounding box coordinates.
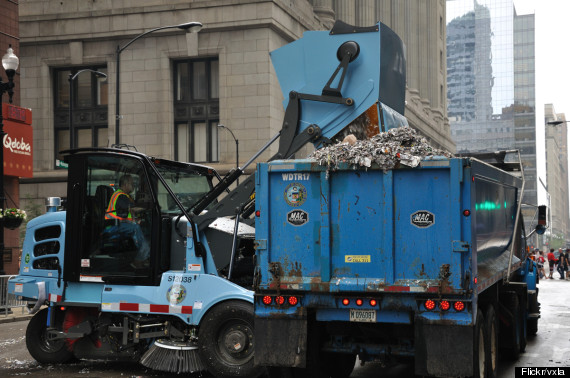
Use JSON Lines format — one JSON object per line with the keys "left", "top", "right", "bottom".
{"left": 19, "top": 0, "right": 452, "bottom": 211}
{"left": 544, "top": 104, "right": 569, "bottom": 248}
{"left": 0, "top": 0, "right": 21, "bottom": 275}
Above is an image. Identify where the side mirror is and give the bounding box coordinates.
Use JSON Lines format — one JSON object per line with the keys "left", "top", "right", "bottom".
{"left": 535, "top": 224, "right": 546, "bottom": 235}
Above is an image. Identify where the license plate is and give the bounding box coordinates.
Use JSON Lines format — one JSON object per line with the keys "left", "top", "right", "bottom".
{"left": 349, "top": 309, "right": 376, "bottom": 323}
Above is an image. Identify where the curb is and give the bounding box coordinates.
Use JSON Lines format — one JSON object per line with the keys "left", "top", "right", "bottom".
{"left": 0, "top": 315, "right": 33, "bottom": 324}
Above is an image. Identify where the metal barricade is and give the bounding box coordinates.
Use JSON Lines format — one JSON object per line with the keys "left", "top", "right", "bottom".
{"left": 0, "top": 275, "right": 29, "bottom": 317}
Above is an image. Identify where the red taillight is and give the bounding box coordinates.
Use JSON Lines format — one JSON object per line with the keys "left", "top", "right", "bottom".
{"left": 424, "top": 299, "right": 436, "bottom": 311}
{"left": 369, "top": 299, "right": 377, "bottom": 307}
{"left": 275, "top": 296, "right": 285, "bottom": 305}
{"left": 342, "top": 298, "right": 350, "bottom": 306}
{"left": 288, "top": 296, "right": 298, "bottom": 306}
{"left": 474, "top": 277, "right": 478, "bottom": 284}
{"left": 454, "top": 301, "right": 465, "bottom": 311}
{"left": 255, "top": 210, "right": 261, "bottom": 217}
{"left": 262, "top": 296, "right": 272, "bottom": 305}
{"left": 60, "top": 306, "right": 66, "bottom": 311}
{"left": 439, "top": 300, "right": 450, "bottom": 311}
{"left": 355, "top": 299, "right": 363, "bottom": 306}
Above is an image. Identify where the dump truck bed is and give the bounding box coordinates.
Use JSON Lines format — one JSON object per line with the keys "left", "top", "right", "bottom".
{"left": 254, "top": 157, "right": 523, "bottom": 296}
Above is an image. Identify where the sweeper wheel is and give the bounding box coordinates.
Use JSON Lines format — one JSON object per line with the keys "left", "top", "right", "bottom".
{"left": 26, "top": 308, "right": 75, "bottom": 364}
{"left": 198, "top": 300, "right": 264, "bottom": 378}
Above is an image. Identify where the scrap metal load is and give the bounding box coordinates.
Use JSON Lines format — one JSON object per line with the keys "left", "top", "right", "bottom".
{"left": 309, "top": 126, "right": 453, "bottom": 173}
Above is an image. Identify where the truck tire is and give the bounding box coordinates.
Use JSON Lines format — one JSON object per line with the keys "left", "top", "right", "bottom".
{"left": 473, "top": 309, "right": 486, "bottom": 378}
{"left": 527, "top": 289, "right": 539, "bottom": 336}
{"left": 266, "top": 367, "right": 294, "bottom": 378}
{"left": 26, "top": 308, "right": 75, "bottom": 364}
{"left": 322, "top": 353, "right": 356, "bottom": 378}
{"left": 499, "top": 291, "right": 520, "bottom": 360}
{"left": 197, "top": 300, "right": 264, "bottom": 378}
{"left": 485, "top": 306, "right": 499, "bottom": 378}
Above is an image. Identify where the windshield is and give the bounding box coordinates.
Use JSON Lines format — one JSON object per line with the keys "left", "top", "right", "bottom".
{"left": 153, "top": 162, "right": 215, "bottom": 213}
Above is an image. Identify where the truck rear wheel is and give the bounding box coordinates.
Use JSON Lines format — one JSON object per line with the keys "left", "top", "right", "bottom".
{"left": 473, "top": 309, "right": 486, "bottom": 378}
{"left": 527, "top": 289, "right": 539, "bottom": 336}
{"left": 198, "top": 300, "right": 264, "bottom": 378}
{"left": 322, "top": 352, "right": 356, "bottom": 378}
{"left": 499, "top": 291, "right": 520, "bottom": 360}
{"left": 26, "top": 308, "right": 75, "bottom": 364}
{"left": 485, "top": 306, "right": 498, "bottom": 378}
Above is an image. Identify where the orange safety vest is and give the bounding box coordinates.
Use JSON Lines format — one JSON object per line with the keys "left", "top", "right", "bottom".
{"left": 105, "top": 190, "right": 133, "bottom": 221}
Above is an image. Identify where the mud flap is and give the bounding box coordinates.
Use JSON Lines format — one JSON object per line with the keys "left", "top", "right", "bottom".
{"left": 415, "top": 321, "right": 473, "bottom": 377}
{"left": 254, "top": 317, "right": 307, "bottom": 367}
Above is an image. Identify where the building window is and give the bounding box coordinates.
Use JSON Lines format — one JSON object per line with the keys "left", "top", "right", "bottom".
{"left": 174, "top": 58, "right": 219, "bottom": 163}
{"left": 53, "top": 66, "right": 108, "bottom": 163}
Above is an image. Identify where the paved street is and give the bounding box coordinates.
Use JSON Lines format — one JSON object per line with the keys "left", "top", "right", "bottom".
{"left": 351, "top": 276, "right": 570, "bottom": 377}
{"left": 1, "top": 277, "right": 568, "bottom": 377}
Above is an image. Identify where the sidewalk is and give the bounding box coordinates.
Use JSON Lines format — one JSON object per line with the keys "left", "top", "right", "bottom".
{"left": 0, "top": 305, "right": 34, "bottom": 324}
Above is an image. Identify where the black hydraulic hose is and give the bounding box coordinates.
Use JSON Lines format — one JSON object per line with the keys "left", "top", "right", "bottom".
{"left": 192, "top": 132, "right": 281, "bottom": 215}
{"left": 227, "top": 206, "right": 243, "bottom": 281}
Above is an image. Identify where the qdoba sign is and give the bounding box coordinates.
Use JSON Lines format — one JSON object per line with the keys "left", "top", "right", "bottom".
{"left": 2, "top": 103, "right": 33, "bottom": 178}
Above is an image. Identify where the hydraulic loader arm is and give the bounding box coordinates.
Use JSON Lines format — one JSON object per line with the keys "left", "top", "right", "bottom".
{"left": 192, "top": 20, "right": 409, "bottom": 230}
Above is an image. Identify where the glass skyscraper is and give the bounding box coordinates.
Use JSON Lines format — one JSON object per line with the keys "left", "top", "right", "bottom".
{"left": 446, "top": 0, "right": 537, "bottom": 213}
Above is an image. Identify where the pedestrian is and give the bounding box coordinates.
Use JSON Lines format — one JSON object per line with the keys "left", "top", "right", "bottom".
{"left": 558, "top": 248, "right": 570, "bottom": 280}
{"left": 557, "top": 248, "right": 566, "bottom": 279}
{"left": 547, "top": 248, "right": 556, "bottom": 279}
{"left": 537, "top": 250, "right": 546, "bottom": 279}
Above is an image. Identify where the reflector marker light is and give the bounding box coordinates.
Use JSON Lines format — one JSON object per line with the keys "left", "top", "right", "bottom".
{"left": 255, "top": 210, "right": 261, "bottom": 217}
{"left": 275, "top": 296, "right": 285, "bottom": 305}
{"left": 262, "top": 296, "right": 272, "bottom": 305}
{"left": 439, "top": 300, "right": 450, "bottom": 311}
{"left": 424, "top": 299, "right": 436, "bottom": 311}
{"left": 463, "top": 209, "right": 471, "bottom": 217}
{"left": 454, "top": 301, "right": 465, "bottom": 311}
{"left": 288, "top": 296, "right": 298, "bottom": 306}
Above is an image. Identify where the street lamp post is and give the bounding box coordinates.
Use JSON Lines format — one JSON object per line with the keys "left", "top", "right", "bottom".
{"left": 218, "top": 124, "right": 239, "bottom": 185}
{"left": 68, "top": 69, "right": 107, "bottom": 149}
{"left": 115, "top": 21, "right": 202, "bottom": 145}
{"left": 0, "top": 46, "right": 19, "bottom": 276}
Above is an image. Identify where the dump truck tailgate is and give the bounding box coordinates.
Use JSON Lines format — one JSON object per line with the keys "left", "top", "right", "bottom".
{"left": 255, "top": 158, "right": 472, "bottom": 294}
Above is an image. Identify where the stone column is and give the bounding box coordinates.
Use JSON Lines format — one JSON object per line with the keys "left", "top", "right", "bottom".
{"left": 333, "top": 0, "right": 355, "bottom": 25}
{"left": 356, "top": 0, "right": 375, "bottom": 27}
{"left": 310, "top": 0, "right": 335, "bottom": 28}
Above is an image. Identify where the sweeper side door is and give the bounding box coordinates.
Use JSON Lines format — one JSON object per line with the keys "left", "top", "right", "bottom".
{"left": 64, "top": 151, "right": 161, "bottom": 286}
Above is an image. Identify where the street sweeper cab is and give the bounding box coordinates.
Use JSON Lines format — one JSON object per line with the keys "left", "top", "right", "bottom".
{"left": 8, "top": 20, "right": 408, "bottom": 377}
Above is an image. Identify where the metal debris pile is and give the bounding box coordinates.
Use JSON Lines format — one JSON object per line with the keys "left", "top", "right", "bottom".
{"left": 308, "top": 126, "right": 453, "bottom": 174}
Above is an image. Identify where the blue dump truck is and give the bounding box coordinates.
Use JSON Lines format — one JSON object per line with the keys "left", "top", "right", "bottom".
{"left": 253, "top": 151, "right": 545, "bottom": 378}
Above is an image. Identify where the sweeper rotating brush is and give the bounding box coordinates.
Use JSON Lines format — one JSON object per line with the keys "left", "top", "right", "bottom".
{"left": 140, "top": 339, "right": 206, "bottom": 374}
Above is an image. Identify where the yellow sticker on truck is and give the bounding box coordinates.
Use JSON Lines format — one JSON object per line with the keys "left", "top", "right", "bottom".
{"left": 345, "top": 255, "right": 371, "bottom": 263}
